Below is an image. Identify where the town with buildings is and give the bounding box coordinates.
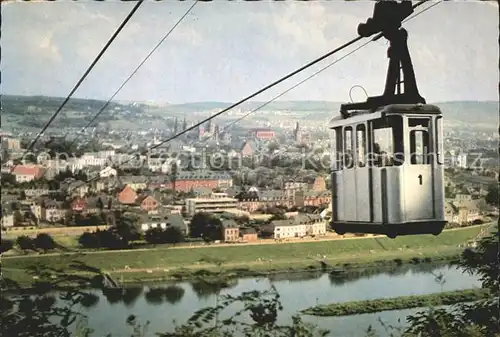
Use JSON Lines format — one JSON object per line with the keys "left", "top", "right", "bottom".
{"left": 1, "top": 98, "right": 498, "bottom": 248}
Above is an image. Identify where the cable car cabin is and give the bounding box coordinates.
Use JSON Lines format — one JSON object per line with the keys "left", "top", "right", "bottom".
{"left": 329, "top": 104, "right": 447, "bottom": 238}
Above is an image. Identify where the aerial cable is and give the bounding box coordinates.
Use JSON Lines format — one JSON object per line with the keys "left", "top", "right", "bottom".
{"left": 20, "top": 1, "right": 144, "bottom": 159}
{"left": 137, "top": 0, "right": 433, "bottom": 151}
{"left": 222, "top": 0, "right": 441, "bottom": 131}
{"left": 83, "top": 36, "right": 363, "bottom": 184}
{"left": 147, "top": 39, "right": 363, "bottom": 150}
{"left": 70, "top": 0, "right": 199, "bottom": 148}
{"left": 83, "top": 0, "right": 438, "bottom": 185}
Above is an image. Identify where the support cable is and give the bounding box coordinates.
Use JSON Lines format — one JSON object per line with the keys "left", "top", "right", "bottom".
{"left": 222, "top": 0, "right": 440, "bottom": 131}
{"left": 70, "top": 0, "right": 199, "bottom": 148}
{"left": 82, "top": 0, "right": 438, "bottom": 185}
{"left": 21, "top": 1, "right": 144, "bottom": 157}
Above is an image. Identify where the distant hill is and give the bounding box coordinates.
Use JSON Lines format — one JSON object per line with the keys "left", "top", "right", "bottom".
{"left": 160, "top": 100, "right": 498, "bottom": 123}
{"left": 431, "top": 101, "right": 499, "bottom": 124}
{"left": 1, "top": 94, "right": 122, "bottom": 112}
{"left": 1, "top": 95, "right": 497, "bottom": 128}
{"left": 159, "top": 100, "right": 341, "bottom": 113}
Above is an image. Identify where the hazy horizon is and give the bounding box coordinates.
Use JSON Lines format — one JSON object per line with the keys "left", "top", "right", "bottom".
{"left": 2, "top": 93, "right": 498, "bottom": 106}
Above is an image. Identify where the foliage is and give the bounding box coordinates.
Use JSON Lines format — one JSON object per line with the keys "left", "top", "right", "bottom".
{"left": 0, "top": 239, "right": 14, "bottom": 253}
{"left": 16, "top": 235, "right": 35, "bottom": 250}
{"left": 0, "top": 261, "right": 104, "bottom": 337}
{"left": 96, "top": 198, "right": 104, "bottom": 211}
{"left": 155, "top": 286, "right": 329, "bottom": 337}
{"left": 76, "top": 214, "right": 141, "bottom": 249}
{"left": 53, "top": 167, "right": 88, "bottom": 182}
{"left": 144, "top": 226, "right": 184, "bottom": 244}
{"left": 19, "top": 190, "right": 27, "bottom": 200}
{"left": 7, "top": 225, "right": 485, "bottom": 279}
{"left": 485, "top": 184, "right": 498, "bottom": 206}
{"left": 34, "top": 233, "right": 56, "bottom": 251}
{"left": 400, "top": 229, "right": 499, "bottom": 337}
{"left": 302, "top": 289, "right": 489, "bottom": 316}
{"left": 111, "top": 214, "right": 142, "bottom": 245}
{"left": 268, "top": 212, "right": 287, "bottom": 221}
{"left": 2, "top": 227, "right": 498, "bottom": 337}
{"left": 1, "top": 173, "right": 16, "bottom": 186}
{"left": 78, "top": 229, "right": 126, "bottom": 250}
{"left": 78, "top": 232, "right": 101, "bottom": 249}
{"left": 189, "top": 212, "right": 222, "bottom": 241}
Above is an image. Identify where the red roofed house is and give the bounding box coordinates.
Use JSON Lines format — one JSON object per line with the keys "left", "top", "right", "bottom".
{"left": 139, "top": 195, "right": 160, "bottom": 212}
{"left": 312, "top": 176, "right": 326, "bottom": 192}
{"left": 118, "top": 185, "right": 138, "bottom": 205}
{"left": 71, "top": 197, "right": 87, "bottom": 212}
{"left": 11, "top": 165, "right": 45, "bottom": 183}
{"left": 249, "top": 128, "right": 275, "bottom": 141}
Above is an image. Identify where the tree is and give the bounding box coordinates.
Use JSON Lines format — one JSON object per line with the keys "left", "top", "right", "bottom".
{"left": 34, "top": 233, "right": 56, "bottom": 251}
{"left": 144, "top": 226, "right": 184, "bottom": 245}
{"left": 54, "top": 167, "right": 74, "bottom": 182}
{"left": 402, "top": 229, "right": 499, "bottom": 337}
{"left": 112, "top": 214, "right": 141, "bottom": 246}
{"left": 133, "top": 286, "right": 329, "bottom": 337}
{"left": 1, "top": 173, "right": 16, "bottom": 186}
{"left": 1, "top": 257, "right": 110, "bottom": 337}
{"left": 144, "top": 227, "right": 165, "bottom": 245}
{"left": 13, "top": 210, "right": 24, "bottom": 226}
{"left": 485, "top": 184, "right": 498, "bottom": 206}
{"left": 19, "top": 190, "right": 27, "bottom": 200}
{"left": 189, "top": 212, "right": 212, "bottom": 238}
{"left": 269, "top": 212, "right": 287, "bottom": 221}
{"left": 78, "top": 232, "right": 100, "bottom": 249}
{"left": 0, "top": 239, "right": 14, "bottom": 253}
{"left": 96, "top": 197, "right": 104, "bottom": 211}
{"left": 16, "top": 235, "right": 35, "bottom": 250}
{"left": 164, "top": 226, "right": 184, "bottom": 244}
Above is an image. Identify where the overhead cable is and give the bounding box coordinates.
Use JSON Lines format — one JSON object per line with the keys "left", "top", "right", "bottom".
{"left": 22, "top": 1, "right": 144, "bottom": 157}
{"left": 138, "top": 0, "right": 432, "bottom": 151}
{"left": 70, "top": 0, "right": 199, "bottom": 148}
{"left": 222, "top": 0, "right": 441, "bottom": 131}
{"left": 82, "top": 0, "right": 438, "bottom": 185}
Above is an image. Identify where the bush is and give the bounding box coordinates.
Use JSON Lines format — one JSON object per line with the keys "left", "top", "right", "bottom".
{"left": 77, "top": 229, "right": 126, "bottom": 250}
{"left": 145, "top": 227, "right": 185, "bottom": 245}
{"left": 0, "top": 239, "right": 14, "bottom": 253}
{"left": 16, "top": 235, "right": 35, "bottom": 250}
{"left": 393, "top": 258, "right": 403, "bottom": 266}
{"left": 34, "top": 233, "right": 56, "bottom": 251}
{"left": 79, "top": 232, "right": 100, "bottom": 249}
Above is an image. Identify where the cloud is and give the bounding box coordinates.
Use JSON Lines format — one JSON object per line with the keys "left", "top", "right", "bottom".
{"left": 254, "top": 2, "right": 366, "bottom": 61}
{"left": 1, "top": 1, "right": 497, "bottom": 103}
{"left": 37, "top": 31, "right": 62, "bottom": 62}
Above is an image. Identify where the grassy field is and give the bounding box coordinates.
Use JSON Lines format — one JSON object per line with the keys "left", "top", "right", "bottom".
{"left": 302, "top": 288, "right": 490, "bottom": 317}
{"left": 1, "top": 225, "right": 109, "bottom": 240}
{"left": 2, "top": 225, "right": 488, "bottom": 286}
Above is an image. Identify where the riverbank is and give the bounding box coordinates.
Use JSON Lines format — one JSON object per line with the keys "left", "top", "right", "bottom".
{"left": 2, "top": 225, "right": 486, "bottom": 287}
{"left": 301, "top": 288, "right": 490, "bottom": 317}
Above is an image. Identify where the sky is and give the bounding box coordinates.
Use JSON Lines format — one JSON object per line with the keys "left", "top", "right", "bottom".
{"left": 2, "top": 1, "right": 498, "bottom": 104}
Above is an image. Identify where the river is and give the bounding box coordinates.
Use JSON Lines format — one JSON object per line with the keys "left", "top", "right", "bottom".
{"left": 58, "top": 263, "right": 480, "bottom": 336}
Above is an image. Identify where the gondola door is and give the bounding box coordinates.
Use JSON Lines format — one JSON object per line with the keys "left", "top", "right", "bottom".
{"left": 355, "top": 123, "right": 370, "bottom": 222}
{"left": 403, "top": 116, "right": 434, "bottom": 221}
{"left": 342, "top": 126, "right": 357, "bottom": 222}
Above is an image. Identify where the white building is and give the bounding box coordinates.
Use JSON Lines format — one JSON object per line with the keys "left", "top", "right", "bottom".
{"left": 456, "top": 153, "right": 468, "bottom": 168}
{"left": 100, "top": 166, "right": 117, "bottom": 178}
{"left": 268, "top": 214, "right": 327, "bottom": 239}
{"left": 185, "top": 193, "right": 239, "bottom": 216}
{"left": 1, "top": 214, "right": 14, "bottom": 228}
